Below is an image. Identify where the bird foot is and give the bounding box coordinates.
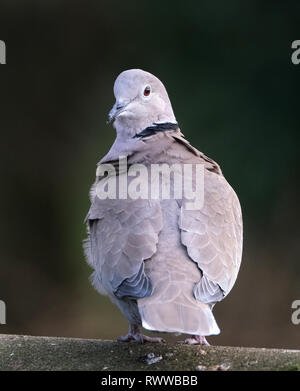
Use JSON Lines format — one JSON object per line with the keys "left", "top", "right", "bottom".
{"left": 179, "top": 335, "right": 210, "bottom": 345}
{"left": 118, "top": 333, "right": 165, "bottom": 344}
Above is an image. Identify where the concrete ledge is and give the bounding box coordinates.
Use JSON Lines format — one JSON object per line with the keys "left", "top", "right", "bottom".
{"left": 0, "top": 334, "right": 299, "bottom": 371}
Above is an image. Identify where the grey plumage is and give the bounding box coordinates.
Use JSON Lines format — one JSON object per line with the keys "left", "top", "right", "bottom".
{"left": 84, "top": 69, "right": 243, "bottom": 341}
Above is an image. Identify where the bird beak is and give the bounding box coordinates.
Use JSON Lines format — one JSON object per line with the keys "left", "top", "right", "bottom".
{"left": 107, "top": 101, "right": 127, "bottom": 123}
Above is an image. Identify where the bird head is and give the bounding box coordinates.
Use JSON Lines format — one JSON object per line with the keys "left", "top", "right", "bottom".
{"left": 108, "top": 69, "right": 177, "bottom": 139}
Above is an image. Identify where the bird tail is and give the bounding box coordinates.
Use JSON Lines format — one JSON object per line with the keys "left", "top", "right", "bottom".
{"left": 137, "top": 301, "right": 220, "bottom": 336}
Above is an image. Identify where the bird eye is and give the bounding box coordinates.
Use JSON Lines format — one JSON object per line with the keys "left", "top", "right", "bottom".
{"left": 143, "top": 86, "right": 151, "bottom": 97}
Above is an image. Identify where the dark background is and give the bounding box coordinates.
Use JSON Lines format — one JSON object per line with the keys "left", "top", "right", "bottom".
{"left": 0, "top": 0, "right": 299, "bottom": 348}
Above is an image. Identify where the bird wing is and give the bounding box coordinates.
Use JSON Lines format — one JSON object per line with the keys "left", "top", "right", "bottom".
{"left": 179, "top": 170, "right": 243, "bottom": 304}
{"left": 85, "top": 193, "right": 163, "bottom": 300}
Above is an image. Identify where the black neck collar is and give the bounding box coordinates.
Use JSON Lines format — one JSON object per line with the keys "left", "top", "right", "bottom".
{"left": 134, "top": 122, "right": 179, "bottom": 138}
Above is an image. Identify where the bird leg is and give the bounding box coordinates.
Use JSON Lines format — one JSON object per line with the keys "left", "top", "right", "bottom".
{"left": 180, "top": 335, "right": 210, "bottom": 345}
{"left": 118, "top": 323, "right": 165, "bottom": 343}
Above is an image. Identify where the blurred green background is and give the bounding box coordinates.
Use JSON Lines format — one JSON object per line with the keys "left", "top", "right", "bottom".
{"left": 0, "top": 0, "right": 299, "bottom": 349}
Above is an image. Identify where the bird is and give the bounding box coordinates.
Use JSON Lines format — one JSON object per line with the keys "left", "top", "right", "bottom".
{"left": 83, "top": 69, "right": 243, "bottom": 345}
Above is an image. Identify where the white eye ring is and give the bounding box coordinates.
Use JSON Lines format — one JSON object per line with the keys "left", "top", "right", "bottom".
{"left": 142, "top": 85, "right": 151, "bottom": 99}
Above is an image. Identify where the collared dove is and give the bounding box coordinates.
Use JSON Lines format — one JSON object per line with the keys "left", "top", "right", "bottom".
{"left": 84, "top": 69, "right": 243, "bottom": 345}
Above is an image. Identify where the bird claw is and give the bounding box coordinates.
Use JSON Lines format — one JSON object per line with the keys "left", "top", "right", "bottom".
{"left": 118, "top": 333, "right": 135, "bottom": 342}
{"left": 118, "top": 333, "right": 165, "bottom": 344}
{"left": 141, "top": 335, "right": 166, "bottom": 344}
{"left": 179, "top": 336, "right": 210, "bottom": 346}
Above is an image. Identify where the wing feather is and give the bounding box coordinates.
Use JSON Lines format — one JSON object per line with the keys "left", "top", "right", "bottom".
{"left": 179, "top": 171, "right": 243, "bottom": 304}
{"left": 85, "top": 196, "right": 163, "bottom": 299}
